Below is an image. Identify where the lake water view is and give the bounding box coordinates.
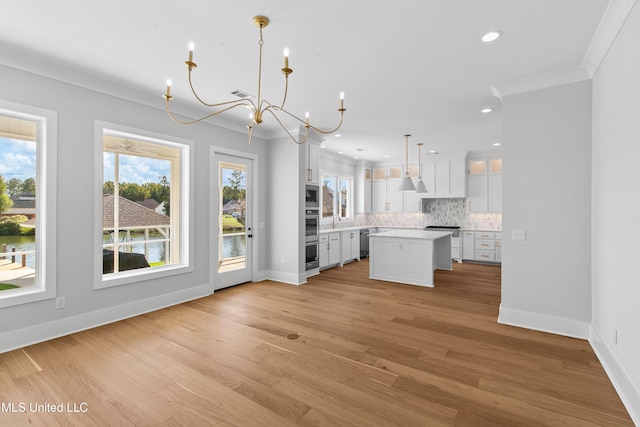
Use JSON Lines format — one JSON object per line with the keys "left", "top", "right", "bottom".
{"left": 2, "top": 233, "right": 247, "bottom": 268}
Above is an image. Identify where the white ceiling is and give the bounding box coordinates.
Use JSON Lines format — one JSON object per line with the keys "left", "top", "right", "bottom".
{"left": 0, "top": 0, "right": 630, "bottom": 163}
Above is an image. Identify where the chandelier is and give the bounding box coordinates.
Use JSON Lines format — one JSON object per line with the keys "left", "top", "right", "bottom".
{"left": 163, "top": 15, "right": 346, "bottom": 144}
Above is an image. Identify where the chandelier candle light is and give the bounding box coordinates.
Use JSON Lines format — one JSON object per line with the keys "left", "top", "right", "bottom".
{"left": 163, "top": 15, "right": 346, "bottom": 144}
{"left": 398, "top": 134, "right": 417, "bottom": 192}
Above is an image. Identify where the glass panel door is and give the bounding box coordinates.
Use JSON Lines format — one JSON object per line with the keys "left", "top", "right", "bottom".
{"left": 219, "top": 162, "right": 246, "bottom": 272}
{"left": 214, "top": 153, "right": 252, "bottom": 290}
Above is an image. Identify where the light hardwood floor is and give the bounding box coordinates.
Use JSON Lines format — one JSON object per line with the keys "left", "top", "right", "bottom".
{"left": 0, "top": 260, "right": 633, "bottom": 426}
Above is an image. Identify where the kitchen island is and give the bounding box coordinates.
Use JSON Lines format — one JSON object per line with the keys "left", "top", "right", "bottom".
{"left": 369, "top": 229, "right": 452, "bottom": 287}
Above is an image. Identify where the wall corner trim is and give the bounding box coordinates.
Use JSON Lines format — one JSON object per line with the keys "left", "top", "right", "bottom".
{"left": 589, "top": 325, "right": 640, "bottom": 425}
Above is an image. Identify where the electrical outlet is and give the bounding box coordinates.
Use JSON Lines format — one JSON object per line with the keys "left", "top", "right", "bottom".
{"left": 55, "top": 296, "right": 65, "bottom": 309}
{"left": 512, "top": 229, "right": 526, "bottom": 240}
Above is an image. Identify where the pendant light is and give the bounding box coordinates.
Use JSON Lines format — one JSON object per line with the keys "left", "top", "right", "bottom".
{"left": 398, "top": 134, "right": 416, "bottom": 191}
{"left": 415, "top": 143, "right": 428, "bottom": 193}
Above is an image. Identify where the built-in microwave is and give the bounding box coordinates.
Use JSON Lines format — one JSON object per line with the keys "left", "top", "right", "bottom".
{"left": 305, "top": 184, "right": 319, "bottom": 208}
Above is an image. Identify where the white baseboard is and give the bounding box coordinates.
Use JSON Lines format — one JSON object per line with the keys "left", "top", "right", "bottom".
{"left": 589, "top": 325, "right": 640, "bottom": 425}
{"left": 0, "top": 284, "right": 212, "bottom": 355}
{"left": 498, "top": 304, "right": 590, "bottom": 339}
{"left": 260, "top": 270, "right": 306, "bottom": 285}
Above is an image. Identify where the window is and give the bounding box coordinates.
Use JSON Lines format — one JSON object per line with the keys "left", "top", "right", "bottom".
{"left": 0, "top": 101, "right": 57, "bottom": 308}
{"left": 321, "top": 174, "right": 352, "bottom": 220}
{"left": 96, "top": 123, "right": 191, "bottom": 288}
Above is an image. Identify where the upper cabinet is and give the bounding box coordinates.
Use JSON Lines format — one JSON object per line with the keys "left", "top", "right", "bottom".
{"left": 305, "top": 142, "right": 320, "bottom": 184}
{"left": 354, "top": 162, "right": 372, "bottom": 214}
{"left": 372, "top": 166, "right": 403, "bottom": 212}
{"left": 421, "top": 155, "right": 466, "bottom": 198}
{"left": 466, "top": 156, "right": 502, "bottom": 213}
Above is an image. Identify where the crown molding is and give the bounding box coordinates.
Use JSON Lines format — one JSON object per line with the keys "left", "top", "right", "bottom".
{"left": 0, "top": 40, "right": 271, "bottom": 140}
{"left": 491, "top": 67, "right": 591, "bottom": 99}
{"left": 491, "top": 0, "right": 637, "bottom": 99}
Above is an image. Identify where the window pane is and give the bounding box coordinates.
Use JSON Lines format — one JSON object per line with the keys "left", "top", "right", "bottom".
{"left": 219, "top": 163, "right": 247, "bottom": 272}
{"left": 339, "top": 178, "right": 350, "bottom": 218}
{"left": 0, "top": 120, "right": 37, "bottom": 291}
{"left": 102, "top": 134, "right": 179, "bottom": 275}
{"left": 321, "top": 176, "right": 335, "bottom": 218}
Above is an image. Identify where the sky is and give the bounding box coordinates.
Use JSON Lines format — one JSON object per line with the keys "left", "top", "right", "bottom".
{"left": 0, "top": 137, "right": 36, "bottom": 181}
{"left": 103, "top": 152, "right": 170, "bottom": 184}
{"left": 1, "top": 136, "right": 172, "bottom": 186}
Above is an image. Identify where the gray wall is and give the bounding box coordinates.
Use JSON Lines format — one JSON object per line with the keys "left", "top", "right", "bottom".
{"left": 501, "top": 80, "right": 592, "bottom": 328}
{"left": 265, "top": 136, "right": 305, "bottom": 283}
{"left": 0, "top": 63, "right": 269, "bottom": 348}
{"left": 592, "top": 1, "right": 640, "bottom": 402}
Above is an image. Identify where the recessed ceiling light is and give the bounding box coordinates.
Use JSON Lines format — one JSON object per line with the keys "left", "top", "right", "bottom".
{"left": 320, "top": 145, "right": 326, "bottom": 148}
{"left": 428, "top": 150, "right": 437, "bottom": 154}
{"left": 338, "top": 151, "right": 344, "bottom": 154}
{"left": 384, "top": 154, "right": 390, "bottom": 158}
{"left": 353, "top": 156, "right": 359, "bottom": 159}
{"left": 334, "top": 134, "right": 342, "bottom": 138}
{"left": 493, "top": 142, "right": 501, "bottom": 147}
{"left": 481, "top": 108, "right": 493, "bottom": 113}
{"left": 481, "top": 30, "right": 502, "bottom": 43}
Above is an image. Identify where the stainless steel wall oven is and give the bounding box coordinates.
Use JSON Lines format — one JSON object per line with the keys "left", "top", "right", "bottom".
{"left": 305, "top": 208, "right": 319, "bottom": 270}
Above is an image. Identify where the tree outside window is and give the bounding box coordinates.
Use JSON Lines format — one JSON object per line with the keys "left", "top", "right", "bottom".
{"left": 321, "top": 174, "right": 352, "bottom": 220}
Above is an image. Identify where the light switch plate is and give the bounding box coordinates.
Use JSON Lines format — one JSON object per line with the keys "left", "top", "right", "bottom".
{"left": 512, "top": 229, "right": 526, "bottom": 240}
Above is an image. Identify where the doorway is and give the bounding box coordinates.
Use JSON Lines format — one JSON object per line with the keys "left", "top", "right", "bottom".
{"left": 212, "top": 151, "right": 254, "bottom": 290}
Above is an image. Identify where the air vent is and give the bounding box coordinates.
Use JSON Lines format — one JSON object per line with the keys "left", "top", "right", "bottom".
{"left": 230, "top": 89, "right": 253, "bottom": 99}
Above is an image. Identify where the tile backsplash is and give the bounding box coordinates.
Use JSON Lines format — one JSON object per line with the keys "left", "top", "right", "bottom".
{"left": 321, "top": 198, "right": 502, "bottom": 231}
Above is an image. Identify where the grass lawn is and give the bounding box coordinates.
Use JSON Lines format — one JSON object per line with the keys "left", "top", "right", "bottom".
{"left": 222, "top": 215, "right": 244, "bottom": 231}
{"left": 0, "top": 283, "right": 20, "bottom": 291}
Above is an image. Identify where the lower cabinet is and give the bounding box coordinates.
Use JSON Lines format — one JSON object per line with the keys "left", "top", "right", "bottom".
{"left": 462, "top": 230, "right": 501, "bottom": 263}
{"left": 462, "top": 231, "right": 475, "bottom": 260}
{"left": 341, "top": 230, "right": 360, "bottom": 263}
{"left": 319, "top": 233, "right": 341, "bottom": 269}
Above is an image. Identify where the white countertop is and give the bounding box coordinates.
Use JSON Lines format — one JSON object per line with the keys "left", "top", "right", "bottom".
{"left": 369, "top": 229, "right": 452, "bottom": 240}
{"left": 319, "top": 225, "right": 502, "bottom": 235}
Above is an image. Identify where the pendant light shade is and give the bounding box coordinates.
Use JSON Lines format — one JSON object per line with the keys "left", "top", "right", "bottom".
{"left": 415, "top": 143, "right": 428, "bottom": 193}
{"left": 399, "top": 134, "right": 416, "bottom": 192}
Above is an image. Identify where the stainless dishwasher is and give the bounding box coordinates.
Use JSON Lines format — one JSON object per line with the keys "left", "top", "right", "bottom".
{"left": 360, "top": 228, "right": 370, "bottom": 258}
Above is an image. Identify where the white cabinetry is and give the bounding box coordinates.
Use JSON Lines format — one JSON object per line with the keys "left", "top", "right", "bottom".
{"left": 372, "top": 166, "right": 403, "bottom": 212}
{"left": 462, "top": 231, "right": 475, "bottom": 260}
{"left": 421, "top": 155, "right": 466, "bottom": 198}
{"left": 304, "top": 142, "right": 320, "bottom": 184}
{"left": 403, "top": 188, "right": 423, "bottom": 212}
{"left": 319, "top": 232, "right": 341, "bottom": 269}
{"left": 364, "top": 167, "right": 372, "bottom": 213}
{"left": 475, "top": 231, "right": 496, "bottom": 262}
{"left": 466, "top": 157, "right": 502, "bottom": 213}
{"left": 341, "top": 230, "right": 360, "bottom": 263}
{"left": 462, "top": 231, "right": 501, "bottom": 263}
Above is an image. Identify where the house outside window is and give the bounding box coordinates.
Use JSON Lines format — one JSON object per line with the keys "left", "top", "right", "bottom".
{"left": 321, "top": 174, "right": 352, "bottom": 220}
{"left": 0, "top": 101, "right": 57, "bottom": 308}
{"left": 96, "top": 123, "right": 191, "bottom": 289}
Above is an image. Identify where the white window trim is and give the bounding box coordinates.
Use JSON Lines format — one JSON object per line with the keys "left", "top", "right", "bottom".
{"left": 320, "top": 171, "right": 354, "bottom": 223}
{"left": 0, "top": 100, "right": 57, "bottom": 308}
{"left": 94, "top": 121, "right": 194, "bottom": 289}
